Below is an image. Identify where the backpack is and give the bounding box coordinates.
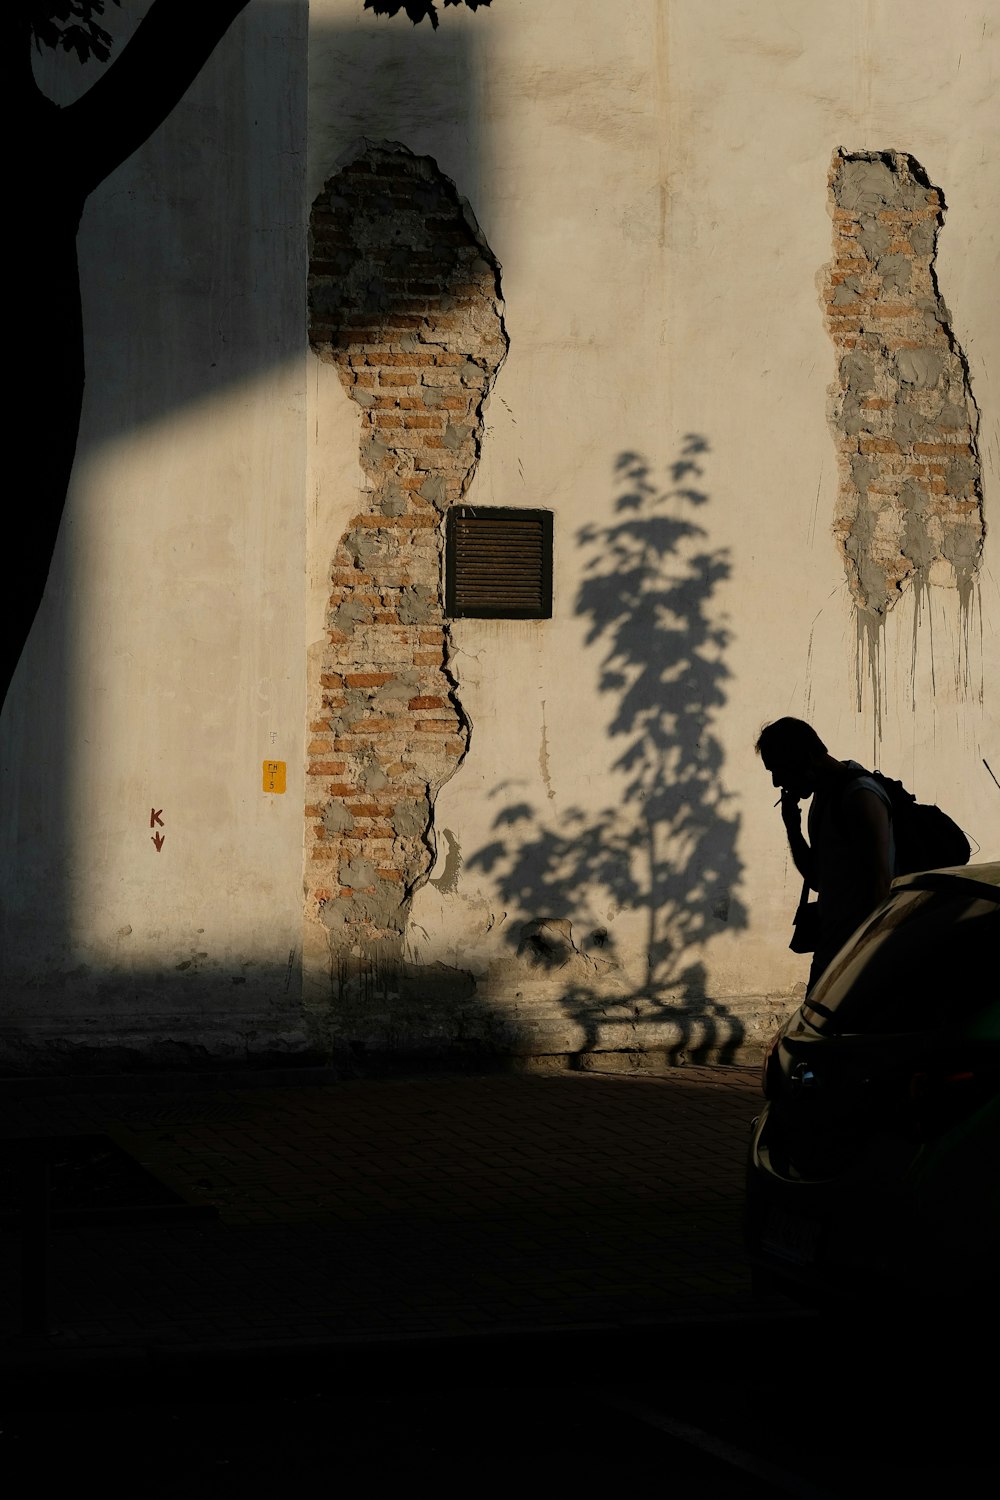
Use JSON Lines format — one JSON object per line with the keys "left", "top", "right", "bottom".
{"left": 870, "top": 771, "right": 971, "bottom": 875}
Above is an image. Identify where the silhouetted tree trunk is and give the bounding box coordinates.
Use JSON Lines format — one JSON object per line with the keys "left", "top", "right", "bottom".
{"left": 6, "top": 0, "right": 251, "bottom": 711}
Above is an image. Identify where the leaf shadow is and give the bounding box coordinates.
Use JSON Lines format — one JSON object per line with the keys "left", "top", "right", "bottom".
{"left": 467, "top": 439, "right": 747, "bottom": 1065}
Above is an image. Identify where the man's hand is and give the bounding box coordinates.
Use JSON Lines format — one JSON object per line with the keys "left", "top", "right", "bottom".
{"left": 779, "top": 789, "right": 802, "bottom": 834}
{"left": 778, "top": 788, "right": 814, "bottom": 887}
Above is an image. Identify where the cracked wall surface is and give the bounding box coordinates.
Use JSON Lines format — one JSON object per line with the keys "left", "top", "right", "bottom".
{"left": 307, "top": 142, "right": 506, "bottom": 1001}
{"left": 824, "top": 150, "right": 984, "bottom": 622}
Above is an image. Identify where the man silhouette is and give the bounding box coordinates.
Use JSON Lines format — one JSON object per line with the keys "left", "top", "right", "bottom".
{"left": 756, "top": 717, "right": 894, "bottom": 989}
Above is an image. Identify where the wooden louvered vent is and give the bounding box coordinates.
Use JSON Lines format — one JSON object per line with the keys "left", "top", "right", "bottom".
{"left": 446, "top": 507, "right": 553, "bottom": 619}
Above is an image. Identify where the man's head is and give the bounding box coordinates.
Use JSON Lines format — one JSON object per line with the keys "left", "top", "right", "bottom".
{"left": 755, "top": 717, "right": 828, "bottom": 798}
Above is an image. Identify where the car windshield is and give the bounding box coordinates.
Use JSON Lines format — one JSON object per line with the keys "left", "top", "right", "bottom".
{"left": 802, "top": 884, "right": 999, "bottom": 1035}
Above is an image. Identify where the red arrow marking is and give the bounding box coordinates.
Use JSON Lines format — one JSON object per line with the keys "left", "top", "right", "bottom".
{"left": 150, "top": 808, "right": 164, "bottom": 828}
{"left": 152, "top": 832, "right": 165, "bottom": 852}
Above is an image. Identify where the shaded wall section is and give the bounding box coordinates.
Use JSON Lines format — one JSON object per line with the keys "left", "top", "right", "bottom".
{"left": 0, "top": 1, "right": 309, "bottom": 1072}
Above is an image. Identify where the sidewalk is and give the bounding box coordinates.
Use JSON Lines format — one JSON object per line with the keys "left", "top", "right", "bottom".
{"left": 1, "top": 1063, "right": 796, "bottom": 1394}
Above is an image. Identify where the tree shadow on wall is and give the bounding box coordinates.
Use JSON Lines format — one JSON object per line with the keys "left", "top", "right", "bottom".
{"left": 466, "top": 441, "right": 747, "bottom": 1065}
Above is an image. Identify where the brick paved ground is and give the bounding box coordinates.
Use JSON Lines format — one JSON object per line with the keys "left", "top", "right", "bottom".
{"left": 0, "top": 1065, "right": 794, "bottom": 1382}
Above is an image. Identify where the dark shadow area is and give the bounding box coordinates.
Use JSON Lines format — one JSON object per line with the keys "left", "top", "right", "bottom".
{"left": 468, "top": 441, "right": 747, "bottom": 1064}
{"left": 0, "top": 958, "right": 313, "bottom": 1077}
{"left": 1, "top": 1067, "right": 991, "bottom": 1497}
{"left": 4, "top": 1342, "right": 993, "bottom": 1493}
{"left": 2, "top": 5, "right": 486, "bottom": 1054}
{"left": 0, "top": 1133, "right": 215, "bottom": 1228}
{"left": 0, "top": 1066, "right": 764, "bottom": 1350}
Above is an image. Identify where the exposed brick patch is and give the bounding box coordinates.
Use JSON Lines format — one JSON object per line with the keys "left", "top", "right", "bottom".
{"left": 824, "top": 151, "right": 983, "bottom": 621}
{"left": 307, "top": 142, "right": 506, "bottom": 979}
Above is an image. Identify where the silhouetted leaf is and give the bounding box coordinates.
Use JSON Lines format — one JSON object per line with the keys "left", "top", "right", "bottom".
{"left": 467, "top": 438, "right": 747, "bottom": 1050}
{"left": 31, "top": 1, "right": 120, "bottom": 62}
{"left": 364, "top": 0, "right": 492, "bottom": 28}
{"left": 493, "top": 802, "right": 534, "bottom": 827}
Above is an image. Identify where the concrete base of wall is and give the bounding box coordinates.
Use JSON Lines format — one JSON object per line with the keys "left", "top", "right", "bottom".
{"left": 0, "top": 989, "right": 792, "bottom": 1075}
{"left": 304, "top": 982, "right": 792, "bottom": 1068}
{"left": 0, "top": 1014, "right": 317, "bottom": 1077}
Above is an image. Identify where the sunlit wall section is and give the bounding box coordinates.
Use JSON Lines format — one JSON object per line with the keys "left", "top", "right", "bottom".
{"left": 309, "top": 1, "right": 998, "bottom": 1065}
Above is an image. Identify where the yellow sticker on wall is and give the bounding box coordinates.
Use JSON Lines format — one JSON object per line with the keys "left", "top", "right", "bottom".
{"left": 262, "top": 760, "right": 286, "bottom": 794}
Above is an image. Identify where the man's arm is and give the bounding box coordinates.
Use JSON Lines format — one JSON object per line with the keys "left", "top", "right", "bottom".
{"left": 780, "top": 791, "right": 816, "bottom": 888}
{"left": 843, "top": 787, "right": 892, "bottom": 916}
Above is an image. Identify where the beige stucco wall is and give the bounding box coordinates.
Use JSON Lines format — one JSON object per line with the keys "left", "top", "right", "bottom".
{"left": 1, "top": 1, "right": 996, "bottom": 1069}
{"left": 306, "top": 0, "right": 999, "bottom": 1061}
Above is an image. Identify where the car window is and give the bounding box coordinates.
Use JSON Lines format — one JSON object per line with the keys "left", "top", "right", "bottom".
{"left": 803, "top": 888, "right": 999, "bottom": 1035}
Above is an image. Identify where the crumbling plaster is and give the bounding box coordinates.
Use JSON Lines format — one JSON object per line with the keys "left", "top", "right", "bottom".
{"left": 305, "top": 142, "right": 507, "bottom": 1029}
{"left": 825, "top": 151, "right": 984, "bottom": 627}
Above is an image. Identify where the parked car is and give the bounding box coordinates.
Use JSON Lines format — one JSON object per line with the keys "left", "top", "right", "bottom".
{"left": 745, "top": 862, "right": 999, "bottom": 1314}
